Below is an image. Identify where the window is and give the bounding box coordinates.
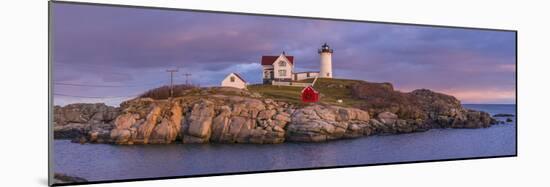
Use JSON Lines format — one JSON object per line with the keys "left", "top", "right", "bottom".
{"left": 278, "top": 70, "right": 287, "bottom": 77}
{"left": 278, "top": 61, "right": 286, "bottom": 67}
{"left": 230, "top": 76, "right": 235, "bottom": 82}
{"left": 326, "top": 73, "right": 330, "bottom": 77}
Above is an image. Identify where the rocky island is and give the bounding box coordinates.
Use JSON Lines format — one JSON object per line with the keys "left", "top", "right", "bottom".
{"left": 54, "top": 78, "right": 498, "bottom": 145}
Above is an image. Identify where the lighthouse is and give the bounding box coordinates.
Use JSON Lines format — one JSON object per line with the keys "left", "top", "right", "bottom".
{"left": 318, "top": 42, "right": 333, "bottom": 78}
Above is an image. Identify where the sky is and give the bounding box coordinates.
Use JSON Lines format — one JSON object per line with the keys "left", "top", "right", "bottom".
{"left": 52, "top": 3, "right": 516, "bottom": 106}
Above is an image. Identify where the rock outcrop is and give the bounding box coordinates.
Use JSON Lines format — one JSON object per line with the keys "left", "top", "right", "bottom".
{"left": 286, "top": 105, "right": 370, "bottom": 142}
{"left": 53, "top": 103, "right": 119, "bottom": 140}
{"left": 77, "top": 95, "right": 292, "bottom": 144}
{"left": 53, "top": 86, "right": 497, "bottom": 144}
{"left": 351, "top": 84, "right": 496, "bottom": 130}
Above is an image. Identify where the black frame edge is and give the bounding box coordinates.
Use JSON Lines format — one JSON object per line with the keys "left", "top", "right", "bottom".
{"left": 47, "top": 0, "right": 519, "bottom": 186}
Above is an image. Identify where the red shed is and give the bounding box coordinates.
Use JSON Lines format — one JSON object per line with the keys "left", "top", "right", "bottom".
{"left": 301, "top": 86, "right": 319, "bottom": 103}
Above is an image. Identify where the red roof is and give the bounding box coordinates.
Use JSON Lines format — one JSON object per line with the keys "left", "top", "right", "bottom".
{"left": 261, "top": 55, "right": 294, "bottom": 66}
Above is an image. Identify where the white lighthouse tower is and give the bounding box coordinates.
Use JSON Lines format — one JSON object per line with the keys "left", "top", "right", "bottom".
{"left": 318, "top": 42, "right": 333, "bottom": 78}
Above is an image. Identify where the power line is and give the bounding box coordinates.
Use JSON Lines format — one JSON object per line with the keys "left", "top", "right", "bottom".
{"left": 54, "top": 81, "right": 166, "bottom": 88}
{"left": 53, "top": 61, "right": 136, "bottom": 70}
{"left": 53, "top": 93, "right": 140, "bottom": 99}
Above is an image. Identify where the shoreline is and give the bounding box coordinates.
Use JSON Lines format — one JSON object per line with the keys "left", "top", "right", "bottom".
{"left": 53, "top": 117, "right": 516, "bottom": 182}
{"left": 54, "top": 121, "right": 514, "bottom": 146}
{"left": 54, "top": 114, "right": 514, "bottom": 145}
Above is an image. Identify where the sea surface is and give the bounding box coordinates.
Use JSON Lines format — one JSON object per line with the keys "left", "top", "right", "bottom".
{"left": 54, "top": 104, "right": 516, "bottom": 182}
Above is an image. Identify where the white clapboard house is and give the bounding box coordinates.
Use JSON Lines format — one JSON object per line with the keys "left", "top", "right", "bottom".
{"left": 221, "top": 72, "right": 248, "bottom": 89}
{"left": 261, "top": 43, "right": 333, "bottom": 84}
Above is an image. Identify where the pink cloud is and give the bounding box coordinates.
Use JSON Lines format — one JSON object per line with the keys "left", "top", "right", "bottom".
{"left": 439, "top": 88, "right": 515, "bottom": 104}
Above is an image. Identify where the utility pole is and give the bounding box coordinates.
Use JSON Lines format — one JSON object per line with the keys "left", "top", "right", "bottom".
{"left": 183, "top": 73, "right": 192, "bottom": 85}
{"left": 166, "top": 69, "right": 178, "bottom": 98}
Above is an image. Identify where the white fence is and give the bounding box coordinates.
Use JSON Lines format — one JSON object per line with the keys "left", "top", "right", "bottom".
{"left": 272, "top": 81, "right": 312, "bottom": 87}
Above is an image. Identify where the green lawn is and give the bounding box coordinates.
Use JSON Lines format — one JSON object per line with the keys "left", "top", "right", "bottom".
{"left": 248, "top": 78, "right": 367, "bottom": 107}
{"left": 248, "top": 84, "right": 303, "bottom": 104}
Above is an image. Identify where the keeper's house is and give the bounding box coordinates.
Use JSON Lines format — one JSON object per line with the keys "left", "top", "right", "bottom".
{"left": 261, "top": 43, "right": 333, "bottom": 84}
{"left": 261, "top": 53, "right": 320, "bottom": 84}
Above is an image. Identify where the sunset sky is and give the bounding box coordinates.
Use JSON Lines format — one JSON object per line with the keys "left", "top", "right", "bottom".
{"left": 52, "top": 3, "right": 516, "bottom": 106}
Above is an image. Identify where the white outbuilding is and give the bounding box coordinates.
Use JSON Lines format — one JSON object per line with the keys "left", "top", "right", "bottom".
{"left": 221, "top": 73, "right": 248, "bottom": 89}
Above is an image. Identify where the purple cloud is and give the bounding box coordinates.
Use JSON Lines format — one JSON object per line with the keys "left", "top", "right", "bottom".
{"left": 52, "top": 3, "right": 516, "bottom": 106}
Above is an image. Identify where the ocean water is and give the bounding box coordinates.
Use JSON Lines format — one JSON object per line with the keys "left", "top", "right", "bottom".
{"left": 53, "top": 104, "right": 516, "bottom": 182}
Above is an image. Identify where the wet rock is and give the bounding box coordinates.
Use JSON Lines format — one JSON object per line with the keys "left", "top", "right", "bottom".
{"left": 451, "top": 109, "right": 493, "bottom": 128}
{"left": 53, "top": 103, "right": 119, "bottom": 140}
{"left": 54, "top": 103, "right": 119, "bottom": 126}
{"left": 395, "top": 119, "right": 414, "bottom": 133}
{"left": 54, "top": 123, "right": 90, "bottom": 139}
{"left": 377, "top": 112, "right": 398, "bottom": 125}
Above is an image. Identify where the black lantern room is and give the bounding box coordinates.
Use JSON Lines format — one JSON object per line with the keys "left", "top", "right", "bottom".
{"left": 318, "top": 42, "right": 333, "bottom": 53}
